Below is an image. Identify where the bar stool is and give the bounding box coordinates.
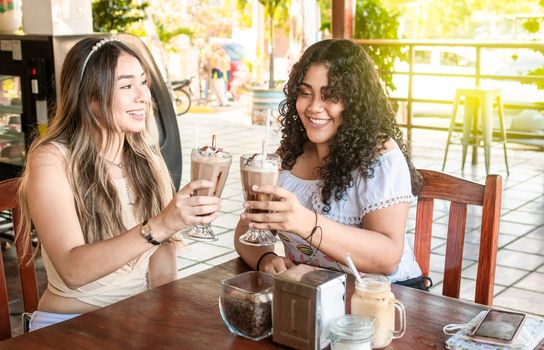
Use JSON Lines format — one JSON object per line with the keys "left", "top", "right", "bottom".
{"left": 442, "top": 88, "right": 509, "bottom": 175}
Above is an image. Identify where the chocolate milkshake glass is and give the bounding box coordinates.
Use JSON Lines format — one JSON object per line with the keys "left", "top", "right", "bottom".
{"left": 187, "top": 145, "right": 232, "bottom": 241}
{"left": 239, "top": 153, "right": 281, "bottom": 246}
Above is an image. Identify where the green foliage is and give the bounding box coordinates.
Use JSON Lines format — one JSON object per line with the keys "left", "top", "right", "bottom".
{"left": 421, "top": 0, "right": 471, "bottom": 39}
{"left": 272, "top": 1, "right": 292, "bottom": 32}
{"left": 319, "top": 0, "right": 332, "bottom": 26}
{"left": 320, "top": 22, "right": 331, "bottom": 32}
{"left": 522, "top": 2, "right": 544, "bottom": 90}
{"left": 237, "top": 0, "right": 289, "bottom": 31}
{"left": 528, "top": 67, "right": 544, "bottom": 89}
{"left": 92, "top": 0, "right": 149, "bottom": 33}
{"left": 236, "top": 2, "right": 254, "bottom": 28}
{"left": 154, "top": 20, "right": 194, "bottom": 45}
{"left": 523, "top": 18, "right": 541, "bottom": 33}
{"left": 354, "top": 0, "right": 404, "bottom": 92}
{"left": 257, "top": 0, "right": 283, "bottom": 18}
{"left": 237, "top": 0, "right": 290, "bottom": 88}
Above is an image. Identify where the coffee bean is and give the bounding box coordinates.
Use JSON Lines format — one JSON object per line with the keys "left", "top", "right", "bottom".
{"left": 222, "top": 294, "right": 272, "bottom": 338}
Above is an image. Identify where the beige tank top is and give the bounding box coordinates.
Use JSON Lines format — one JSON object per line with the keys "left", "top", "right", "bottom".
{"left": 41, "top": 142, "right": 161, "bottom": 307}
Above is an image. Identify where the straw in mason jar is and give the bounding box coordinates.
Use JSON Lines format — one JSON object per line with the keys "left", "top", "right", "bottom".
{"left": 344, "top": 253, "right": 363, "bottom": 285}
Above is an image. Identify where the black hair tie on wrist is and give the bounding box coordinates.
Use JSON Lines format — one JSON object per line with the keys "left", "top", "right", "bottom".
{"left": 256, "top": 252, "right": 278, "bottom": 272}
{"left": 303, "top": 211, "right": 321, "bottom": 240}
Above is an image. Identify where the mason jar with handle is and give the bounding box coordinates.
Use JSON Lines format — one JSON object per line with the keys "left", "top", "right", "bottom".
{"left": 350, "top": 274, "right": 405, "bottom": 348}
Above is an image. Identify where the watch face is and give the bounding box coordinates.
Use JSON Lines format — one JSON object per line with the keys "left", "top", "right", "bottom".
{"left": 142, "top": 224, "right": 151, "bottom": 236}
{"left": 140, "top": 223, "right": 161, "bottom": 245}
{"left": 141, "top": 223, "right": 151, "bottom": 238}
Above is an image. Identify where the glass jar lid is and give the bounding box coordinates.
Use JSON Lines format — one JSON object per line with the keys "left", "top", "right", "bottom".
{"left": 356, "top": 274, "right": 391, "bottom": 293}
{"left": 328, "top": 315, "right": 374, "bottom": 343}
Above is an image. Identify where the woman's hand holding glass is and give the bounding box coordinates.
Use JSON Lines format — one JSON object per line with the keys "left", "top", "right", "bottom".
{"left": 152, "top": 179, "right": 221, "bottom": 240}
{"left": 241, "top": 184, "right": 314, "bottom": 236}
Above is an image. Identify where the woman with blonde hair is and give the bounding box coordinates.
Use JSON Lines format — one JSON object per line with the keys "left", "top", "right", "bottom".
{"left": 18, "top": 36, "right": 220, "bottom": 330}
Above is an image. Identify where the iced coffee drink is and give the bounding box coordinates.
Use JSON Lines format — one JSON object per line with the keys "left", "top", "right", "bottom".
{"left": 187, "top": 137, "right": 232, "bottom": 241}
{"left": 239, "top": 153, "right": 281, "bottom": 246}
{"left": 351, "top": 275, "right": 406, "bottom": 348}
{"left": 191, "top": 146, "right": 232, "bottom": 197}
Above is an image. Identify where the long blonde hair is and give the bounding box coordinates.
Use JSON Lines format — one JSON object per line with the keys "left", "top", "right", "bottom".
{"left": 18, "top": 37, "right": 173, "bottom": 252}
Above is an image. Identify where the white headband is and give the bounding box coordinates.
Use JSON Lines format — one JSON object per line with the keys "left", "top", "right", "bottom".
{"left": 80, "top": 37, "right": 122, "bottom": 80}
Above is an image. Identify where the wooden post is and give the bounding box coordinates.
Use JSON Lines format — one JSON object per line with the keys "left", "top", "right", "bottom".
{"left": 332, "top": 0, "right": 355, "bottom": 38}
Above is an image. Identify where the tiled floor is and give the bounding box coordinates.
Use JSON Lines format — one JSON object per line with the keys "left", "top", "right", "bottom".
{"left": 2, "top": 102, "right": 543, "bottom": 336}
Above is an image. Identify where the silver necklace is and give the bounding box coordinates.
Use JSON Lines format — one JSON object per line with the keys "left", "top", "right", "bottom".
{"left": 103, "top": 158, "right": 135, "bottom": 206}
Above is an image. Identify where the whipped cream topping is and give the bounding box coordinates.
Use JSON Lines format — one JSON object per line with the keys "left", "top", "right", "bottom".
{"left": 243, "top": 153, "right": 279, "bottom": 171}
{"left": 196, "top": 135, "right": 230, "bottom": 158}
{"left": 195, "top": 146, "right": 231, "bottom": 162}
{"left": 199, "top": 145, "right": 224, "bottom": 155}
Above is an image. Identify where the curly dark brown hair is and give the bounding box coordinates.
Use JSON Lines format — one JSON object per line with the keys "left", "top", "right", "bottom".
{"left": 278, "top": 39, "right": 422, "bottom": 212}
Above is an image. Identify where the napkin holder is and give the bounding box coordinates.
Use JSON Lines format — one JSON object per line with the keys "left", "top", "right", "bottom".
{"left": 272, "top": 264, "right": 346, "bottom": 350}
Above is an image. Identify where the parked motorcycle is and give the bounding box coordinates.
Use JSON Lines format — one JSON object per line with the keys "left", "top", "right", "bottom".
{"left": 171, "top": 77, "right": 193, "bottom": 116}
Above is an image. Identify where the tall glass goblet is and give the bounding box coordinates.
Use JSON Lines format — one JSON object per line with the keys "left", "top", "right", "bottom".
{"left": 187, "top": 147, "right": 232, "bottom": 241}
{"left": 239, "top": 153, "right": 281, "bottom": 246}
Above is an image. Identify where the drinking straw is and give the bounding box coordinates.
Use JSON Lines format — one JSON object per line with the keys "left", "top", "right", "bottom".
{"left": 344, "top": 253, "right": 363, "bottom": 285}
{"left": 193, "top": 120, "right": 199, "bottom": 150}
{"left": 261, "top": 110, "right": 271, "bottom": 159}
{"left": 212, "top": 134, "right": 217, "bottom": 148}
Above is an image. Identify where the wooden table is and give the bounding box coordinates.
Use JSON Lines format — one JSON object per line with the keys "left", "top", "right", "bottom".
{"left": 0, "top": 258, "right": 534, "bottom": 349}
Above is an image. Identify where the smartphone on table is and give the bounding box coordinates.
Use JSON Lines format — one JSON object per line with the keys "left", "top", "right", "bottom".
{"left": 470, "top": 309, "right": 527, "bottom": 345}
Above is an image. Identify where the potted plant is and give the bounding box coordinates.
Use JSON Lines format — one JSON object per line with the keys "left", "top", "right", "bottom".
{"left": 237, "top": 1, "right": 288, "bottom": 124}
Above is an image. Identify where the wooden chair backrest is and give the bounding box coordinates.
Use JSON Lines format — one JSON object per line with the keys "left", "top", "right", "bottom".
{"left": 0, "top": 178, "right": 39, "bottom": 340}
{"left": 414, "top": 170, "right": 502, "bottom": 306}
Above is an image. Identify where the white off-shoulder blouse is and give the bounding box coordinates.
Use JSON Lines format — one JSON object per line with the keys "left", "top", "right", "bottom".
{"left": 277, "top": 148, "right": 422, "bottom": 282}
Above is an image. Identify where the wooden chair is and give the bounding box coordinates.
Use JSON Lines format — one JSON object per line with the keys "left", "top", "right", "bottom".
{"left": 414, "top": 169, "right": 502, "bottom": 306}
{"left": 0, "top": 178, "right": 39, "bottom": 340}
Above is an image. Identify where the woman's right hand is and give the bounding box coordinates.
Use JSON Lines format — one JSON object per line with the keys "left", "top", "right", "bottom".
{"left": 152, "top": 180, "right": 221, "bottom": 239}
{"left": 259, "top": 255, "right": 295, "bottom": 275}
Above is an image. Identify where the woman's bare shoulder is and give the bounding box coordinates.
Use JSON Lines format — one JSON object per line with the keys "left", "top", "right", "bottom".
{"left": 26, "top": 142, "right": 69, "bottom": 180}
{"left": 29, "top": 142, "right": 66, "bottom": 165}
{"left": 377, "top": 138, "right": 400, "bottom": 156}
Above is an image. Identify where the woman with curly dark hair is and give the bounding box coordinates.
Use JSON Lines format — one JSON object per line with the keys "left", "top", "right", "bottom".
{"left": 234, "top": 39, "right": 427, "bottom": 289}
